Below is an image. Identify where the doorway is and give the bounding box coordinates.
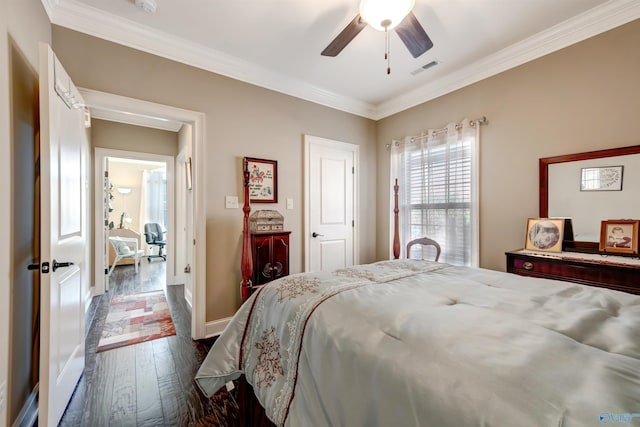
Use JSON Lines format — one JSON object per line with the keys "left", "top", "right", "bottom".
{"left": 104, "top": 154, "right": 171, "bottom": 290}
{"left": 304, "top": 135, "right": 359, "bottom": 272}
{"left": 82, "top": 88, "right": 206, "bottom": 340}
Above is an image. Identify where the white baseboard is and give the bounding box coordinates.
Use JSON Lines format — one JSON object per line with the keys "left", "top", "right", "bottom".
{"left": 205, "top": 317, "right": 232, "bottom": 338}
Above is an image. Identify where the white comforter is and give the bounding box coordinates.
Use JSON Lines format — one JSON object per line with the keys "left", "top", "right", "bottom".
{"left": 195, "top": 260, "right": 640, "bottom": 426}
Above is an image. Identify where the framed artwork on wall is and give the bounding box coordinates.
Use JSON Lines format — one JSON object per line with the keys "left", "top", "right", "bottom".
{"left": 244, "top": 157, "right": 278, "bottom": 203}
{"left": 599, "top": 220, "right": 639, "bottom": 255}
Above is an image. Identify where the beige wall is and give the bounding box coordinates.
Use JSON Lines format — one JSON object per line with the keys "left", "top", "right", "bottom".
{"left": 52, "top": 27, "right": 378, "bottom": 322}
{"left": 0, "top": 3, "right": 10, "bottom": 423}
{"left": 376, "top": 19, "right": 640, "bottom": 272}
{"left": 2, "top": 0, "right": 51, "bottom": 424}
{"left": 92, "top": 118, "right": 179, "bottom": 157}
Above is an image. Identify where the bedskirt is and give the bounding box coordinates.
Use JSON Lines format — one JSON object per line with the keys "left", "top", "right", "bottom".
{"left": 238, "top": 375, "right": 276, "bottom": 427}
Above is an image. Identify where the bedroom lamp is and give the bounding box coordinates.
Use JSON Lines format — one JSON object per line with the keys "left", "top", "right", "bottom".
{"left": 359, "top": 0, "right": 415, "bottom": 31}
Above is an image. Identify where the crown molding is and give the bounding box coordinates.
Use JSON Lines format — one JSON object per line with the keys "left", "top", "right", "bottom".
{"left": 48, "top": 0, "right": 377, "bottom": 118}
{"left": 373, "top": 0, "right": 640, "bottom": 120}
{"left": 46, "top": 0, "right": 639, "bottom": 121}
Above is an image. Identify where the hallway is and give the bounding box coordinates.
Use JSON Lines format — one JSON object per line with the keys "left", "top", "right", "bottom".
{"left": 58, "top": 261, "right": 237, "bottom": 426}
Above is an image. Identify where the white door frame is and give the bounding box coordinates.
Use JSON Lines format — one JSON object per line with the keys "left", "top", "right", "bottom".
{"left": 95, "top": 148, "right": 176, "bottom": 285}
{"left": 81, "top": 88, "right": 207, "bottom": 340}
{"left": 304, "top": 135, "right": 359, "bottom": 272}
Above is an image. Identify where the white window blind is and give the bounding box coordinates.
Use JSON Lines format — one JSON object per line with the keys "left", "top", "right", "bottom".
{"left": 391, "top": 120, "right": 480, "bottom": 266}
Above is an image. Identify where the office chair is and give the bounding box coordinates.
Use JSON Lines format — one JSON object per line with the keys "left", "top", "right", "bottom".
{"left": 144, "top": 222, "right": 167, "bottom": 262}
{"left": 406, "top": 237, "right": 441, "bottom": 262}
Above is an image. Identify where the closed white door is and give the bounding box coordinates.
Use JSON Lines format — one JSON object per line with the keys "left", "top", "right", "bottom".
{"left": 38, "top": 43, "right": 87, "bottom": 427}
{"left": 305, "top": 135, "right": 358, "bottom": 272}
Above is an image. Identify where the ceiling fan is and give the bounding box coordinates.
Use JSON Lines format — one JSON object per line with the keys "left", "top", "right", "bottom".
{"left": 321, "top": 0, "right": 433, "bottom": 62}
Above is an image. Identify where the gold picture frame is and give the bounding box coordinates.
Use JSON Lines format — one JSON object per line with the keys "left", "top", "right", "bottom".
{"left": 524, "top": 218, "right": 564, "bottom": 252}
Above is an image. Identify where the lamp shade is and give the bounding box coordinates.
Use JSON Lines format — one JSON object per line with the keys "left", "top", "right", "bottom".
{"left": 359, "top": 0, "right": 415, "bottom": 31}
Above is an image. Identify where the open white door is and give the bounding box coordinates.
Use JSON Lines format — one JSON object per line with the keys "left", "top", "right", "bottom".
{"left": 38, "top": 43, "right": 87, "bottom": 426}
{"left": 305, "top": 135, "right": 358, "bottom": 272}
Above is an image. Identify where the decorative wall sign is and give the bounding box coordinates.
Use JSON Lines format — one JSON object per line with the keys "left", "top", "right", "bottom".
{"left": 244, "top": 157, "right": 277, "bottom": 203}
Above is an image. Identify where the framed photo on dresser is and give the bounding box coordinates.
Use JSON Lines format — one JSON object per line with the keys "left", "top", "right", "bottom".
{"left": 599, "top": 220, "right": 639, "bottom": 255}
{"left": 524, "top": 218, "right": 565, "bottom": 252}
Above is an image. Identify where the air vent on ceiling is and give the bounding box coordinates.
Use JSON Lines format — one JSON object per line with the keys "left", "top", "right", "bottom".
{"left": 134, "top": 0, "right": 157, "bottom": 14}
{"left": 410, "top": 60, "right": 440, "bottom": 76}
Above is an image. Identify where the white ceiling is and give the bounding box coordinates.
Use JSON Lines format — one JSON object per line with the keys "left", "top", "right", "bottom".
{"left": 42, "top": 0, "right": 640, "bottom": 119}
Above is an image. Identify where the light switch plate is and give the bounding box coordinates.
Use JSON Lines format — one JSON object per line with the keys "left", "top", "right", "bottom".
{"left": 286, "top": 198, "right": 294, "bottom": 210}
{"left": 225, "top": 196, "right": 239, "bottom": 209}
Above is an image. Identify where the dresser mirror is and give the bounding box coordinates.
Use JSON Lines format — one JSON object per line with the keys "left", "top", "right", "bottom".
{"left": 540, "top": 145, "right": 640, "bottom": 251}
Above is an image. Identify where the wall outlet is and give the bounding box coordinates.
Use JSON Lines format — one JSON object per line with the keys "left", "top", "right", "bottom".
{"left": 0, "top": 381, "right": 6, "bottom": 412}
{"left": 286, "top": 198, "right": 294, "bottom": 210}
{"left": 225, "top": 196, "right": 239, "bottom": 209}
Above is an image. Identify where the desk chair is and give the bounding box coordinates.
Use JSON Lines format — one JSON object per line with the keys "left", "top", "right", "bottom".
{"left": 144, "top": 223, "right": 167, "bottom": 262}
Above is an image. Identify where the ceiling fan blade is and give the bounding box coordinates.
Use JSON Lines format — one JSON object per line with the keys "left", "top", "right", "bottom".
{"left": 395, "top": 12, "right": 433, "bottom": 58}
{"left": 321, "top": 15, "right": 367, "bottom": 57}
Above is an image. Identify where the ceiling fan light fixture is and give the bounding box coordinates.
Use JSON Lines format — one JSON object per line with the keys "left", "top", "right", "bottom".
{"left": 359, "top": 0, "right": 415, "bottom": 31}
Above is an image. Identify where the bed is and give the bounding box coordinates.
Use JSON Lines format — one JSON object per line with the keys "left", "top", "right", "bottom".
{"left": 195, "top": 176, "right": 640, "bottom": 426}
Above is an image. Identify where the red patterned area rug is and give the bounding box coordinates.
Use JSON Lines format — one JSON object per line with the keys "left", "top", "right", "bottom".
{"left": 96, "top": 290, "right": 176, "bottom": 352}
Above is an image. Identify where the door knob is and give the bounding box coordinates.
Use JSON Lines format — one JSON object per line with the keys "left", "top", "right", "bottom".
{"left": 312, "top": 232, "right": 324, "bottom": 238}
{"left": 52, "top": 259, "right": 74, "bottom": 272}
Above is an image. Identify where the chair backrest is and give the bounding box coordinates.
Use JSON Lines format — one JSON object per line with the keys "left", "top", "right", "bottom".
{"left": 109, "top": 236, "right": 133, "bottom": 257}
{"left": 144, "top": 223, "right": 164, "bottom": 244}
{"left": 406, "top": 237, "right": 441, "bottom": 262}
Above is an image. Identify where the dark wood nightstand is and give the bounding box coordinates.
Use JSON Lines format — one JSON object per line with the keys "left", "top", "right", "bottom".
{"left": 251, "top": 231, "right": 291, "bottom": 287}
{"left": 506, "top": 249, "right": 640, "bottom": 295}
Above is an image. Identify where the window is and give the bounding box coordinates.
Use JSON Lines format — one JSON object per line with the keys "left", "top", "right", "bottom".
{"left": 391, "top": 121, "right": 479, "bottom": 266}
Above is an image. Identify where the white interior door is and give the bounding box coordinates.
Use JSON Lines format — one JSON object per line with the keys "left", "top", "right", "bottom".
{"left": 305, "top": 135, "right": 358, "bottom": 272}
{"left": 38, "top": 43, "right": 87, "bottom": 427}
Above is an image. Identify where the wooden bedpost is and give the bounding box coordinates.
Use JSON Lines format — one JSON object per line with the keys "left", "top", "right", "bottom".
{"left": 393, "top": 178, "right": 400, "bottom": 259}
{"left": 240, "top": 158, "right": 253, "bottom": 302}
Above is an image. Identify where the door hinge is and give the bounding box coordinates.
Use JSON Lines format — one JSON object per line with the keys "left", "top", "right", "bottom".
{"left": 352, "top": 166, "right": 354, "bottom": 174}
{"left": 352, "top": 220, "right": 354, "bottom": 227}
{"left": 104, "top": 268, "right": 108, "bottom": 275}
{"left": 104, "top": 170, "right": 108, "bottom": 178}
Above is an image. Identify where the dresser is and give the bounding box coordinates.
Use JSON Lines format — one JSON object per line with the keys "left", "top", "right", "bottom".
{"left": 506, "top": 249, "right": 640, "bottom": 295}
{"left": 251, "top": 231, "right": 291, "bottom": 287}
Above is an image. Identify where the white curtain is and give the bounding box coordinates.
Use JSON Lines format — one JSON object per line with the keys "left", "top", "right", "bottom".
{"left": 390, "top": 119, "right": 479, "bottom": 267}
{"left": 139, "top": 168, "right": 166, "bottom": 229}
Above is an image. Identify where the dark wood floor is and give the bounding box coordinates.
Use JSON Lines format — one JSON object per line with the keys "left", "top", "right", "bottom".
{"left": 58, "top": 261, "right": 236, "bottom": 427}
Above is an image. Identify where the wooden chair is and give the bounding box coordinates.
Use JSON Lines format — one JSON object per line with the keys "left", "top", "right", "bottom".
{"left": 406, "top": 237, "right": 441, "bottom": 262}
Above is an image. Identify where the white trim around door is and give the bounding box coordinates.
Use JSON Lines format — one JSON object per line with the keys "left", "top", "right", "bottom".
{"left": 81, "top": 88, "right": 207, "bottom": 340}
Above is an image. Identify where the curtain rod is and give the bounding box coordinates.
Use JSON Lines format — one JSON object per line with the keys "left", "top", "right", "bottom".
{"left": 386, "top": 116, "right": 488, "bottom": 150}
